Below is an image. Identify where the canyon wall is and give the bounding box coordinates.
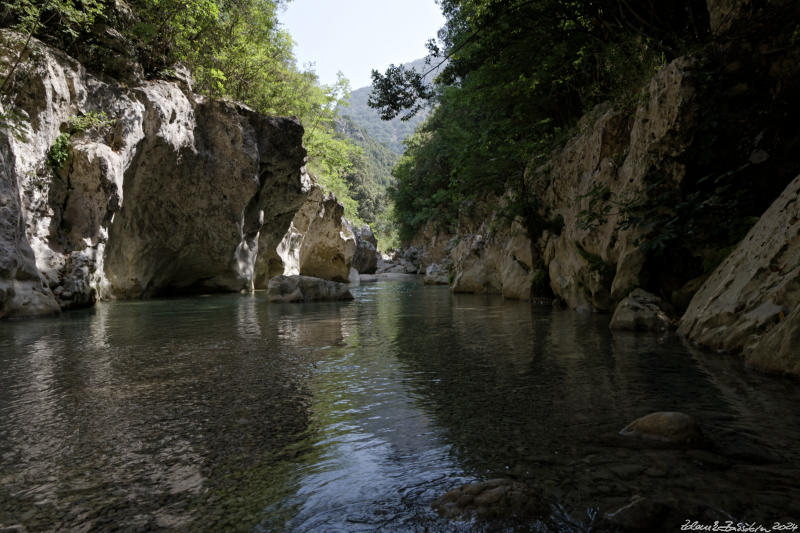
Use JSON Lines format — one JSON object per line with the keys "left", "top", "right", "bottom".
{"left": 0, "top": 31, "right": 309, "bottom": 318}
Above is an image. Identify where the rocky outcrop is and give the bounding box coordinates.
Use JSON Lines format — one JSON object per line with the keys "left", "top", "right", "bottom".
{"left": 610, "top": 289, "right": 675, "bottom": 331}
{"left": 679, "top": 174, "right": 800, "bottom": 375}
{"left": 267, "top": 275, "right": 353, "bottom": 303}
{"left": 376, "top": 247, "right": 420, "bottom": 275}
{"left": 450, "top": 217, "right": 536, "bottom": 300}
{"left": 538, "top": 56, "right": 697, "bottom": 312}
{"left": 267, "top": 182, "right": 357, "bottom": 283}
{"left": 267, "top": 184, "right": 325, "bottom": 281}
{"left": 351, "top": 224, "right": 378, "bottom": 274}
{"left": 0, "top": 31, "right": 308, "bottom": 318}
{"left": 296, "top": 191, "right": 356, "bottom": 283}
{"left": 423, "top": 263, "right": 449, "bottom": 285}
{"left": 408, "top": 220, "right": 453, "bottom": 270}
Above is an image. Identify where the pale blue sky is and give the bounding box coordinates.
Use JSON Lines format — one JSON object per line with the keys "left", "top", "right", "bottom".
{"left": 280, "top": 0, "right": 445, "bottom": 89}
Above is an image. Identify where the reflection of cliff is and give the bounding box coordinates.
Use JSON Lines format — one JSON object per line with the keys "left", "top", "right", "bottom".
{"left": 0, "top": 296, "right": 318, "bottom": 531}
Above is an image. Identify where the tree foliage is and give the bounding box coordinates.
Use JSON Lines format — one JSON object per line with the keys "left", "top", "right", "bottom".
{"left": 373, "top": 0, "right": 710, "bottom": 240}
{"left": 1, "top": 0, "right": 374, "bottom": 230}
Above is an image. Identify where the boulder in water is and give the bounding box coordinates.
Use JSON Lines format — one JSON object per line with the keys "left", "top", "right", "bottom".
{"left": 267, "top": 275, "right": 353, "bottom": 303}
{"left": 610, "top": 289, "right": 675, "bottom": 331}
{"left": 619, "top": 412, "right": 703, "bottom": 446}
{"left": 432, "top": 478, "right": 545, "bottom": 521}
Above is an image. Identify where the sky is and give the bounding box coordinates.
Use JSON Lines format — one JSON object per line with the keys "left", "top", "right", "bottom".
{"left": 280, "top": 0, "right": 445, "bottom": 90}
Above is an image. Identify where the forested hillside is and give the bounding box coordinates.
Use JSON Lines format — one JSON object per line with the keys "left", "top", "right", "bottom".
{"left": 339, "top": 58, "right": 443, "bottom": 154}
{"left": 373, "top": 0, "right": 799, "bottom": 260}
{"left": 335, "top": 115, "right": 399, "bottom": 246}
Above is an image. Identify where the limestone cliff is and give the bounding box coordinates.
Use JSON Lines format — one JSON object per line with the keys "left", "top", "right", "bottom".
{"left": 0, "top": 31, "right": 309, "bottom": 318}
{"left": 409, "top": 0, "right": 800, "bottom": 374}
{"left": 269, "top": 181, "right": 357, "bottom": 284}
{"left": 679, "top": 174, "right": 800, "bottom": 375}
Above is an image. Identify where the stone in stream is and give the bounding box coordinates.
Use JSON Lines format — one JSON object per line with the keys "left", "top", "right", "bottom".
{"left": 266, "top": 275, "right": 353, "bottom": 303}
{"left": 619, "top": 412, "right": 704, "bottom": 446}
{"left": 609, "top": 289, "right": 675, "bottom": 331}
{"left": 423, "top": 263, "right": 450, "bottom": 285}
{"left": 431, "top": 478, "right": 545, "bottom": 521}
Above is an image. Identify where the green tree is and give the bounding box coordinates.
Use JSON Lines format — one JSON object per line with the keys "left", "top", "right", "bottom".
{"left": 372, "top": 0, "right": 709, "bottom": 240}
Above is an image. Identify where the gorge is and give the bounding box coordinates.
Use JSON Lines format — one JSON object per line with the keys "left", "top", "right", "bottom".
{"left": 1, "top": 0, "right": 799, "bottom": 531}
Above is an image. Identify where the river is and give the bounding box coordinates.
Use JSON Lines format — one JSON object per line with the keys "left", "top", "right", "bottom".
{"left": 1, "top": 280, "right": 799, "bottom": 532}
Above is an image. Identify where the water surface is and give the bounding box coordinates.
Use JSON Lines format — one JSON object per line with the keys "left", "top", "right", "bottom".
{"left": 1, "top": 281, "right": 799, "bottom": 531}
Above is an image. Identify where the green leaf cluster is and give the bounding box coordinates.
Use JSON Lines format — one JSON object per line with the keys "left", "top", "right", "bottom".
{"left": 47, "top": 111, "right": 115, "bottom": 171}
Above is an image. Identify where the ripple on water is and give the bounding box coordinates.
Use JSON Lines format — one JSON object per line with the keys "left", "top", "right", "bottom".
{"left": 1, "top": 287, "right": 800, "bottom": 531}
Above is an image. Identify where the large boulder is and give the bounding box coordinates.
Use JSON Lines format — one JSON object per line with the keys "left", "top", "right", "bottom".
{"left": 266, "top": 275, "right": 353, "bottom": 303}
{"left": 0, "top": 30, "right": 308, "bottom": 318}
{"left": 679, "top": 173, "right": 800, "bottom": 375}
{"left": 610, "top": 289, "right": 675, "bottom": 331}
{"left": 450, "top": 217, "right": 536, "bottom": 300}
{"left": 351, "top": 224, "right": 378, "bottom": 274}
{"left": 297, "top": 192, "right": 356, "bottom": 282}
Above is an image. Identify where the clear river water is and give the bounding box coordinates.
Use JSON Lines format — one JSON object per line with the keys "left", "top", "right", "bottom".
{"left": 1, "top": 280, "right": 799, "bottom": 532}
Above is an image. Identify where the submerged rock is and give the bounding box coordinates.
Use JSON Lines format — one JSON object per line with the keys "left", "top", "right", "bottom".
{"left": 610, "top": 289, "right": 675, "bottom": 331}
{"left": 605, "top": 496, "right": 731, "bottom": 532}
{"left": 432, "top": 478, "right": 545, "bottom": 521}
{"left": 266, "top": 275, "right": 353, "bottom": 303}
{"left": 619, "top": 412, "right": 703, "bottom": 446}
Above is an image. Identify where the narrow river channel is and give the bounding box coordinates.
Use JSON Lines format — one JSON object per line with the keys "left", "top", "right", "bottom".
{"left": 1, "top": 280, "right": 799, "bottom": 532}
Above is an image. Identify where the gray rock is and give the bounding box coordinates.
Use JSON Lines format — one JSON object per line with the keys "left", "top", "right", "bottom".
{"left": 266, "top": 275, "right": 353, "bottom": 303}
{"left": 679, "top": 173, "right": 800, "bottom": 376}
{"left": 610, "top": 289, "right": 674, "bottom": 331}
{"left": 296, "top": 193, "right": 356, "bottom": 282}
{"left": 351, "top": 224, "right": 378, "bottom": 274}
{"left": 0, "top": 30, "right": 308, "bottom": 318}
{"left": 423, "top": 263, "right": 450, "bottom": 285}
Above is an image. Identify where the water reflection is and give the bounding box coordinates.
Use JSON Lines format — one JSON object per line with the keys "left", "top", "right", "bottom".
{"left": 1, "top": 283, "right": 799, "bottom": 532}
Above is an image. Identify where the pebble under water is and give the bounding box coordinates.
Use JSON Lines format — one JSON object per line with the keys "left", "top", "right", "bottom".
{"left": 1, "top": 280, "right": 799, "bottom": 532}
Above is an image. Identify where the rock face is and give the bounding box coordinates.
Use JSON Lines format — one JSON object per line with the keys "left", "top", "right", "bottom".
{"left": 619, "top": 412, "right": 704, "bottom": 446}
{"left": 297, "top": 192, "right": 356, "bottom": 283}
{"left": 266, "top": 275, "right": 353, "bottom": 303}
{"left": 423, "top": 263, "right": 450, "bottom": 285}
{"left": 538, "top": 57, "right": 697, "bottom": 312}
{"left": 449, "top": 213, "right": 537, "bottom": 300}
{"left": 0, "top": 31, "right": 308, "bottom": 318}
{"left": 610, "top": 289, "right": 675, "bottom": 331}
{"left": 679, "top": 174, "right": 800, "bottom": 375}
{"left": 351, "top": 224, "right": 378, "bottom": 274}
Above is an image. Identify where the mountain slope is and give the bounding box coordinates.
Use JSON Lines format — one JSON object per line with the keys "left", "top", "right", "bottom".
{"left": 339, "top": 58, "right": 443, "bottom": 154}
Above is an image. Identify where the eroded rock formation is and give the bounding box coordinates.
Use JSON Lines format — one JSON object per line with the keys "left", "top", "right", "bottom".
{"left": 0, "top": 31, "right": 308, "bottom": 317}
{"left": 679, "top": 174, "right": 800, "bottom": 375}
